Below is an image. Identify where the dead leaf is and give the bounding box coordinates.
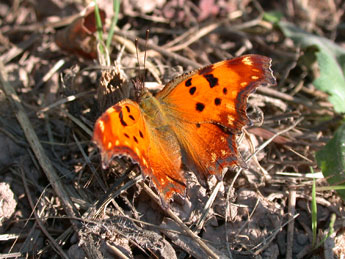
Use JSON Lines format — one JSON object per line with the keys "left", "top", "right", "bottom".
{"left": 55, "top": 6, "right": 106, "bottom": 59}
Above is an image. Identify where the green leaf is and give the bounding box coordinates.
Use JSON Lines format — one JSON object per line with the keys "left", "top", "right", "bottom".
{"left": 278, "top": 21, "right": 345, "bottom": 113}
{"left": 314, "top": 51, "right": 345, "bottom": 112}
{"left": 316, "top": 122, "right": 345, "bottom": 200}
{"left": 263, "top": 11, "right": 283, "bottom": 24}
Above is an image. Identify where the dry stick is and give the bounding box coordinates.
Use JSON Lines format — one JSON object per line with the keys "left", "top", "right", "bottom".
{"left": 72, "top": 133, "right": 107, "bottom": 192}
{"left": 0, "top": 252, "right": 22, "bottom": 258}
{"left": 114, "top": 35, "right": 162, "bottom": 84}
{"left": 225, "top": 117, "right": 304, "bottom": 256}
{"left": 162, "top": 26, "right": 199, "bottom": 48}
{"left": 113, "top": 30, "right": 202, "bottom": 68}
{"left": 106, "top": 241, "right": 130, "bottom": 259}
{"left": 286, "top": 183, "right": 297, "bottom": 259}
{"left": 166, "top": 17, "right": 266, "bottom": 55}
{"left": 161, "top": 13, "right": 243, "bottom": 50}
{"left": 253, "top": 214, "right": 300, "bottom": 255}
{"left": 37, "top": 90, "right": 94, "bottom": 115}
{"left": 36, "top": 59, "right": 65, "bottom": 88}
{"left": 1, "top": 13, "right": 80, "bottom": 34}
{"left": 140, "top": 182, "right": 221, "bottom": 259}
{"left": 194, "top": 181, "right": 222, "bottom": 232}
{"left": 0, "top": 234, "right": 19, "bottom": 241}
{"left": 1, "top": 34, "right": 38, "bottom": 64}
{"left": 89, "top": 175, "right": 143, "bottom": 218}
{"left": 9, "top": 167, "right": 50, "bottom": 253}
{"left": 284, "top": 146, "right": 313, "bottom": 163}
{"left": 20, "top": 168, "right": 69, "bottom": 259}
{"left": 248, "top": 117, "right": 304, "bottom": 161}
{"left": 0, "top": 62, "right": 94, "bottom": 257}
{"left": 235, "top": 197, "right": 261, "bottom": 238}
{"left": 166, "top": 22, "right": 221, "bottom": 52}
{"left": 257, "top": 86, "right": 332, "bottom": 112}
{"left": 61, "top": 109, "right": 93, "bottom": 136}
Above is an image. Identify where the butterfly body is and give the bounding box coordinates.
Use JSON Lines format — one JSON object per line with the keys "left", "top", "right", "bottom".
{"left": 93, "top": 54, "right": 276, "bottom": 205}
{"left": 139, "top": 90, "right": 171, "bottom": 128}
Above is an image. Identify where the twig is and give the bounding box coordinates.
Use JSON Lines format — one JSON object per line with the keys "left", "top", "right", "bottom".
{"left": 194, "top": 181, "right": 222, "bottom": 232}
{"left": 0, "top": 253, "right": 22, "bottom": 258}
{"left": 140, "top": 182, "right": 221, "bottom": 259}
{"left": 88, "top": 174, "right": 143, "bottom": 218}
{"left": 72, "top": 133, "right": 107, "bottom": 192}
{"left": 286, "top": 182, "right": 297, "bottom": 259}
{"left": 20, "top": 168, "right": 69, "bottom": 259}
{"left": 113, "top": 30, "right": 202, "bottom": 68}
{"left": 248, "top": 117, "right": 304, "bottom": 161}
{"left": 0, "top": 34, "right": 38, "bottom": 64}
{"left": 258, "top": 86, "right": 333, "bottom": 113}
{"left": 166, "top": 22, "right": 221, "bottom": 52}
{"left": 37, "top": 90, "right": 94, "bottom": 115}
{"left": 235, "top": 197, "right": 261, "bottom": 237}
{"left": 106, "top": 241, "right": 130, "bottom": 259}
{"left": 0, "top": 60, "right": 94, "bottom": 257}
{"left": 225, "top": 168, "right": 242, "bottom": 258}
{"left": 225, "top": 118, "right": 304, "bottom": 255}
{"left": 253, "top": 214, "right": 300, "bottom": 255}
{"left": 36, "top": 59, "right": 65, "bottom": 89}
{"left": 61, "top": 109, "right": 93, "bottom": 136}
{"left": 113, "top": 34, "right": 162, "bottom": 84}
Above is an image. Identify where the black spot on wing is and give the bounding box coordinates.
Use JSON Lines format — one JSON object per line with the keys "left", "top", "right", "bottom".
{"left": 139, "top": 130, "right": 144, "bottom": 138}
{"left": 189, "top": 86, "right": 196, "bottom": 95}
{"left": 196, "top": 102, "right": 205, "bottom": 112}
{"left": 214, "top": 98, "right": 221, "bottom": 106}
{"left": 129, "top": 115, "right": 135, "bottom": 121}
{"left": 119, "top": 111, "right": 127, "bottom": 127}
{"left": 133, "top": 136, "right": 138, "bottom": 143}
{"left": 223, "top": 87, "right": 227, "bottom": 95}
{"left": 204, "top": 74, "right": 218, "bottom": 88}
{"left": 125, "top": 106, "right": 130, "bottom": 112}
{"left": 124, "top": 133, "right": 130, "bottom": 138}
{"left": 185, "top": 78, "right": 192, "bottom": 87}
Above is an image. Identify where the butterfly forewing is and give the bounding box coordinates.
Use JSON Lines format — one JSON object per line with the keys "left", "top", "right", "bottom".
{"left": 156, "top": 55, "right": 275, "bottom": 132}
{"left": 93, "top": 100, "right": 151, "bottom": 170}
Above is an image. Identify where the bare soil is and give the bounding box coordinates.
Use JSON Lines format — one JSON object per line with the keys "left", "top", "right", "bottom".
{"left": 1, "top": 0, "right": 345, "bottom": 258}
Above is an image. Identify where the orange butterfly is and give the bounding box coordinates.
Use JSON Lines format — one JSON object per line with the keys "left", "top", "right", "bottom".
{"left": 93, "top": 55, "right": 276, "bottom": 206}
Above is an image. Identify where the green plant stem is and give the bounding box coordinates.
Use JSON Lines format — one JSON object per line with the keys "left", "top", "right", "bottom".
{"left": 106, "top": 0, "right": 121, "bottom": 50}
{"left": 311, "top": 166, "right": 317, "bottom": 248}
{"left": 314, "top": 213, "right": 336, "bottom": 250}
{"left": 93, "top": 0, "right": 105, "bottom": 55}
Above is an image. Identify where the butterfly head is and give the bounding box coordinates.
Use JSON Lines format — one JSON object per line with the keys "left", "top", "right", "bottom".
{"left": 131, "top": 77, "right": 153, "bottom": 103}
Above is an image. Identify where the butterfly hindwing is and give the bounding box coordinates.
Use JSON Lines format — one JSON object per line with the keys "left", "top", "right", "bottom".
{"left": 93, "top": 99, "right": 186, "bottom": 204}
{"left": 177, "top": 121, "right": 241, "bottom": 182}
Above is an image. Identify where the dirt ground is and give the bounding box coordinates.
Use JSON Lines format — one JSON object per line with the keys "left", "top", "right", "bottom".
{"left": 1, "top": 0, "right": 345, "bottom": 258}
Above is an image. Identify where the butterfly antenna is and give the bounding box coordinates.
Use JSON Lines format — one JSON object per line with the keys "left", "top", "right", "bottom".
{"left": 135, "top": 38, "right": 141, "bottom": 78}
{"left": 143, "top": 29, "right": 149, "bottom": 83}
{"left": 133, "top": 38, "right": 144, "bottom": 100}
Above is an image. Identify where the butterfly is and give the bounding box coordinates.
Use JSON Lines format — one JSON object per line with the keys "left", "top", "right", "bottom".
{"left": 93, "top": 54, "right": 276, "bottom": 206}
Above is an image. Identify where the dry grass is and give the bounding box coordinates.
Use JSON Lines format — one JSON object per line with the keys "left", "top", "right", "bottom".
{"left": 0, "top": 0, "right": 345, "bottom": 258}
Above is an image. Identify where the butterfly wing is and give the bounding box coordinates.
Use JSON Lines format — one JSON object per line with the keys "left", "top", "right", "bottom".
{"left": 93, "top": 99, "right": 186, "bottom": 204}
{"left": 156, "top": 55, "right": 276, "bottom": 180}
{"left": 156, "top": 55, "right": 275, "bottom": 131}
